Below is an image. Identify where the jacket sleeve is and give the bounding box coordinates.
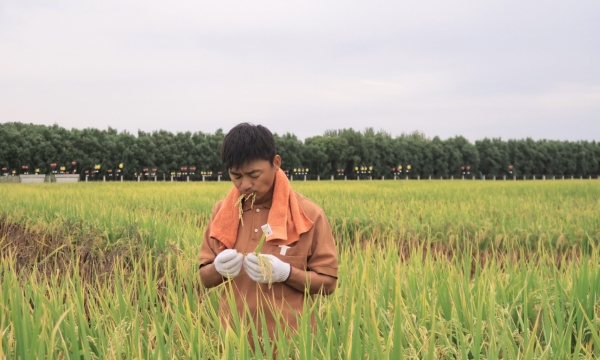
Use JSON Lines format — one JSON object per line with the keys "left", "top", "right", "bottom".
{"left": 306, "top": 210, "right": 339, "bottom": 278}
{"left": 198, "top": 201, "right": 223, "bottom": 268}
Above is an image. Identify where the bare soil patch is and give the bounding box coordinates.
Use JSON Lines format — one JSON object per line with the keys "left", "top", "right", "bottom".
{"left": 0, "top": 220, "right": 145, "bottom": 282}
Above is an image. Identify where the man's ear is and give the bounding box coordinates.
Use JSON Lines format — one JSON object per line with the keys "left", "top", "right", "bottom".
{"left": 273, "top": 155, "right": 281, "bottom": 170}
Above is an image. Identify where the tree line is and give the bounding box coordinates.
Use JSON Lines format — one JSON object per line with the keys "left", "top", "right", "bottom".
{"left": 1, "top": 122, "right": 599, "bottom": 179}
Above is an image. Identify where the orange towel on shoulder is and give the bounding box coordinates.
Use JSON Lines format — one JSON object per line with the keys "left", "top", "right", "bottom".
{"left": 209, "top": 169, "right": 314, "bottom": 250}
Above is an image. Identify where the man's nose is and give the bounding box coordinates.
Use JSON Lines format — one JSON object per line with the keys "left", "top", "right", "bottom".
{"left": 241, "top": 178, "right": 253, "bottom": 191}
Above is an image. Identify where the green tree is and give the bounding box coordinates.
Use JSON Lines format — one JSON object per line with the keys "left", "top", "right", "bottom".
{"left": 476, "top": 138, "right": 508, "bottom": 177}
{"left": 2, "top": 121, "right": 599, "bottom": 181}
{"left": 274, "top": 133, "right": 304, "bottom": 173}
{"left": 303, "top": 136, "right": 329, "bottom": 178}
{"left": 431, "top": 136, "right": 448, "bottom": 178}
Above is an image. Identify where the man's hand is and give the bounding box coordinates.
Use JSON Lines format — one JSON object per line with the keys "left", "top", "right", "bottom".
{"left": 244, "top": 254, "right": 291, "bottom": 283}
{"left": 214, "top": 249, "right": 244, "bottom": 279}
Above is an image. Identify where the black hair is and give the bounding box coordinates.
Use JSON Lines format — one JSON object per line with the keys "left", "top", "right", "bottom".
{"left": 221, "top": 123, "right": 276, "bottom": 170}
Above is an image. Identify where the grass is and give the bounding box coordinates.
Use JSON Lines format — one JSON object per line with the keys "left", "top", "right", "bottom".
{"left": 0, "top": 180, "right": 599, "bottom": 358}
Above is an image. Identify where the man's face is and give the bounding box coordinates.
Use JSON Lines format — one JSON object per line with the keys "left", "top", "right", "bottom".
{"left": 228, "top": 155, "right": 281, "bottom": 202}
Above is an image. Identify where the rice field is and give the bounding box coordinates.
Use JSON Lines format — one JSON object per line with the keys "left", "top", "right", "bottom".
{"left": 1, "top": 180, "right": 599, "bottom": 359}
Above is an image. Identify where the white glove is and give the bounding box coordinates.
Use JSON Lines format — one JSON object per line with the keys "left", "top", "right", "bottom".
{"left": 214, "top": 249, "right": 244, "bottom": 279}
{"left": 243, "top": 254, "right": 291, "bottom": 284}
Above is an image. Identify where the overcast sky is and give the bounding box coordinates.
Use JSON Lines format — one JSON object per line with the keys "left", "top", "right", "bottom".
{"left": 1, "top": 1, "right": 599, "bottom": 141}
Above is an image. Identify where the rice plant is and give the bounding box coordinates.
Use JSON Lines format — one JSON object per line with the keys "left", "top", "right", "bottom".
{"left": 0, "top": 180, "right": 599, "bottom": 359}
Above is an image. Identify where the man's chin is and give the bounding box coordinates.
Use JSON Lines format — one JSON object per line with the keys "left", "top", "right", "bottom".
{"left": 253, "top": 192, "right": 263, "bottom": 199}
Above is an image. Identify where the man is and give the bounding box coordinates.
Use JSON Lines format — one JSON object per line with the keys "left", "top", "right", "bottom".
{"left": 199, "top": 123, "right": 338, "bottom": 338}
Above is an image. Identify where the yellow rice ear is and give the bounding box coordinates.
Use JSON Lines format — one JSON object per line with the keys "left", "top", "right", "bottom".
{"left": 234, "top": 192, "right": 257, "bottom": 226}
{"left": 257, "top": 255, "right": 274, "bottom": 288}
{"left": 234, "top": 194, "right": 245, "bottom": 226}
